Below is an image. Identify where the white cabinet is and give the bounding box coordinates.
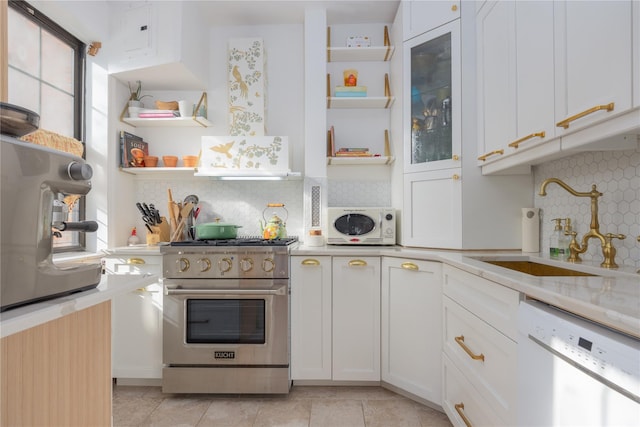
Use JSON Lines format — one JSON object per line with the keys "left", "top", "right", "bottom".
{"left": 332, "top": 256, "right": 381, "bottom": 381}
{"left": 290, "top": 256, "right": 332, "bottom": 380}
{"left": 381, "top": 257, "right": 442, "bottom": 404}
{"left": 402, "top": 0, "right": 461, "bottom": 41}
{"left": 477, "top": 0, "right": 639, "bottom": 175}
{"left": 441, "top": 265, "right": 521, "bottom": 426}
{"left": 108, "top": 1, "right": 208, "bottom": 90}
{"left": 554, "top": 1, "right": 633, "bottom": 135}
{"left": 476, "top": 0, "right": 557, "bottom": 170}
{"left": 404, "top": 169, "right": 461, "bottom": 248}
{"left": 403, "top": 5, "right": 532, "bottom": 250}
{"left": 103, "top": 252, "right": 163, "bottom": 380}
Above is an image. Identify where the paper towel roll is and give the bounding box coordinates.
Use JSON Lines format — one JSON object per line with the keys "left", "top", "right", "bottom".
{"left": 522, "top": 208, "right": 540, "bottom": 253}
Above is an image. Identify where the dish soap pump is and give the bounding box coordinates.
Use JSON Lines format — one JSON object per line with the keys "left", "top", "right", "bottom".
{"left": 549, "top": 218, "right": 563, "bottom": 259}
{"left": 127, "top": 227, "right": 140, "bottom": 246}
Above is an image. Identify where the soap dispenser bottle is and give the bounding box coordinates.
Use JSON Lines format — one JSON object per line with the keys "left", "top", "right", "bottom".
{"left": 549, "top": 218, "right": 563, "bottom": 259}
{"left": 127, "top": 227, "right": 140, "bottom": 246}
{"left": 558, "top": 218, "right": 572, "bottom": 261}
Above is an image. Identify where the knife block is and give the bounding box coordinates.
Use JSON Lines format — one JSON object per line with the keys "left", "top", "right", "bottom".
{"left": 150, "top": 217, "right": 171, "bottom": 242}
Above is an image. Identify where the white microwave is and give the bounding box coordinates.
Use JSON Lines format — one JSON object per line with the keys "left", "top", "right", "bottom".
{"left": 327, "top": 207, "right": 396, "bottom": 245}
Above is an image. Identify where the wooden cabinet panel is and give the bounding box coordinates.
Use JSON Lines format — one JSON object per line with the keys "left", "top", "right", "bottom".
{"left": 1, "top": 302, "right": 112, "bottom": 426}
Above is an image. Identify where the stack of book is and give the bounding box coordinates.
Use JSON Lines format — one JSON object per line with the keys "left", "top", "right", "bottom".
{"left": 334, "top": 86, "right": 367, "bottom": 97}
{"left": 334, "top": 147, "right": 372, "bottom": 157}
{"left": 135, "top": 109, "right": 180, "bottom": 119}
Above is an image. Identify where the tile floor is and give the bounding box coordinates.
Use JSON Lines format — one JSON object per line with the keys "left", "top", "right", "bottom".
{"left": 113, "top": 384, "right": 453, "bottom": 427}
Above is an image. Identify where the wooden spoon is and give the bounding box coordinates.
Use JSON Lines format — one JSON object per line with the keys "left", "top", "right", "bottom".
{"left": 170, "top": 202, "right": 194, "bottom": 242}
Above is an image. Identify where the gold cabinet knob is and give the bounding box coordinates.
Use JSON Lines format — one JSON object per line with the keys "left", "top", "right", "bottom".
{"left": 452, "top": 154, "right": 460, "bottom": 161}
{"left": 452, "top": 174, "right": 460, "bottom": 180}
{"left": 452, "top": 4, "right": 458, "bottom": 12}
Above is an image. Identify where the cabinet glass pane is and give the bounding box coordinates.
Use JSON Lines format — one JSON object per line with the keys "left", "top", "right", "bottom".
{"left": 410, "top": 32, "right": 452, "bottom": 165}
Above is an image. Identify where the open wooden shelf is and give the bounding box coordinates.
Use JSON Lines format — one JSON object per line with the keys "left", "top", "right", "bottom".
{"left": 327, "top": 73, "right": 393, "bottom": 109}
{"left": 119, "top": 92, "right": 211, "bottom": 128}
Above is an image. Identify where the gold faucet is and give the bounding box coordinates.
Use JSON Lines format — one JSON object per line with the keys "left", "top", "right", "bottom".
{"left": 539, "top": 178, "right": 626, "bottom": 268}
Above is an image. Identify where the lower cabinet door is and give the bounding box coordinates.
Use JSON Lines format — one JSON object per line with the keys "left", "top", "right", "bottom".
{"left": 381, "top": 257, "right": 442, "bottom": 404}
{"left": 332, "top": 256, "right": 381, "bottom": 381}
{"left": 112, "top": 283, "right": 163, "bottom": 379}
{"left": 443, "top": 353, "right": 506, "bottom": 427}
{"left": 290, "top": 256, "right": 332, "bottom": 380}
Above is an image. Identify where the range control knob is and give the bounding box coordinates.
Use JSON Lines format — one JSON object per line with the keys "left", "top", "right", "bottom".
{"left": 240, "top": 257, "right": 254, "bottom": 272}
{"left": 67, "top": 161, "right": 93, "bottom": 180}
{"left": 197, "top": 258, "right": 212, "bottom": 273}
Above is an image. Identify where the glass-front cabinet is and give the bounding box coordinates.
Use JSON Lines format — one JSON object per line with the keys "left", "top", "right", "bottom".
{"left": 404, "top": 20, "right": 461, "bottom": 173}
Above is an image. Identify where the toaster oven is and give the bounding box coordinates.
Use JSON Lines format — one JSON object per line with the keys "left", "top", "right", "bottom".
{"left": 327, "top": 207, "right": 396, "bottom": 245}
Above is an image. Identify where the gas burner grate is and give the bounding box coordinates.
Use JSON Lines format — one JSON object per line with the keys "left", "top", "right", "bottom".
{"left": 169, "top": 236, "right": 299, "bottom": 247}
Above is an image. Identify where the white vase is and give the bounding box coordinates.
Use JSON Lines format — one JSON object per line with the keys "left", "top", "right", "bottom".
{"left": 128, "top": 100, "right": 144, "bottom": 118}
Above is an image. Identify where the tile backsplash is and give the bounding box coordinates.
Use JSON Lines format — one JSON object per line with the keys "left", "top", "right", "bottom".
{"left": 328, "top": 179, "right": 391, "bottom": 207}
{"left": 533, "top": 148, "right": 640, "bottom": 269}
{"left": 135, "top": 179, "right": 304, "bottom": 238}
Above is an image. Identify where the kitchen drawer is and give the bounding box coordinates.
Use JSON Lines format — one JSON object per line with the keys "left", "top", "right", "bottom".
{"left": 442, "top": 264, "right": 520, "bottom": 340}
{"left": 103, "top": 255, "right": 162, "bottom": 276}
{"left": 443, "top": 295, "right": 517, "bottom": 424}
{"left": 443, "top": 353, "right": 506, "bottom": 427}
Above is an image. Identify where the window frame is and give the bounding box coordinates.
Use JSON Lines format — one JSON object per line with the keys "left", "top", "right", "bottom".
{"left": 8, "top": 0, "right": 87, "bottom": 252}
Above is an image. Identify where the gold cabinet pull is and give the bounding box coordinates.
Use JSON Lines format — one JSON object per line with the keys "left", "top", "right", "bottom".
{"left": 301, "top": 258, "right": 320, "bottom": 266}
{"left": 454, "top": 403, "right": 472, "bottom": 427}
{"left": 126, "top": 257, "right": 145, "bottom": 265}
{"left": 348, "top": 259, "right": 368, "bottom": 267}
{"left": 556, "top": 102, "right": 614, "bottom": 129}
{"left": 452, "top": 174, "right": 460, "bottom": 180}
{"left": 508, "top": 131, "right": 546, "bottom": 148}
{"left": 477, "top": 149, "right": 504, "bottom": 161}
{"left": 401, "top": 262, "right": 419, "bottom": 271}
{"left": 455, "top": 335, "right": 485, "bottom": 361}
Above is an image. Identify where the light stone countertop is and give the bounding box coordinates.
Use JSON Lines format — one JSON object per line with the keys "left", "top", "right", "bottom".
{"left": 0, "top": 273, "right": 158, "bottom": 338}
{"left": 293, "top": 244, "right": 640, "bottom": 339}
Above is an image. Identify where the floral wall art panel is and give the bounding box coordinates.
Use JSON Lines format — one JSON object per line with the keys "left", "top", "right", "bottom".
{"left": 228, "top": 38, "right": 265, "bottom": 136}
{"left": 200, "top": 136, "right": 289, "bottom": 175}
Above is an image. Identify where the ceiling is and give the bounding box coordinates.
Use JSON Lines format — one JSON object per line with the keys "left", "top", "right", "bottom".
{"left": 193, "top": 1, "right": 401, "bottom": 26}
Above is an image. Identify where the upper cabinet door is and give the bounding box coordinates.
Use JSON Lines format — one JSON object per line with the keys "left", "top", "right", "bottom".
{"left": 404, "top": 20, "right": 461, "bottom": 173}
{"left": 476, "top": 1, "right": 516, "bottom": 158}
{"left": 402, "top": 0, "right": 461, "bottom": 41}
{"left": 515, "top": 1, "right": 556, "bottom": 148}
{"left": 554, "top": 1, "right": 633, "bottom": 133}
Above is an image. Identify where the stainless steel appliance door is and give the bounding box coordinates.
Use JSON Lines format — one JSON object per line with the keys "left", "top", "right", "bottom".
{"left": 517, "top": 301, "right": 640, "bottom": 426}
{"left": 163, "top": 279, "right": 289, "bottom": 366}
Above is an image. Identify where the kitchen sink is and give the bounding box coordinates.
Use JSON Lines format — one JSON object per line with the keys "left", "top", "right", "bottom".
{"left": 482, "top": 260, "right": 597, "bottom": 277}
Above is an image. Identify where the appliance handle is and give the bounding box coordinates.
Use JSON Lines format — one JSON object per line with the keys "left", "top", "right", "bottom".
{"left": 166, "top": 285, "right": 287, "bottom": 297}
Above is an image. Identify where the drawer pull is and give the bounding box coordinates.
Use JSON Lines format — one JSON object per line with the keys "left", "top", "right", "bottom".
{"left": 508, "top": 131, "right": 546, "bottom": 148}
{"left": 301, "top": 258, "right": 320, "bottom": 266}
{"left": 477, "top": 149, "right": 504, "bottom": 161}
{"left": 401, "top": 262, "right": 419, "bottom": 271}
{"left": 455, "top": 403, "right": 472, "bottom": 427}
{"left": 348, "top": 259, "right": 368, "bottom": 267}
{"left": 127, "top": 257, "right": 145, "bottom": 265}
{"left": 455, "top": 335, "right": 485, "bottom": 361}
{"left": 556, "top": 102, "right": 614, "bottom": 129}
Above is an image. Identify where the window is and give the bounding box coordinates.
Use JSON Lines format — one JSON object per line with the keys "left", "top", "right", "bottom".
{"left": 7, "top": 0, "right": 86, "bottom": 251}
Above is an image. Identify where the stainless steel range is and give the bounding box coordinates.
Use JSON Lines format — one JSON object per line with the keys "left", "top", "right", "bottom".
{"left": 161, "top": 237, "right": 297, "bottom": 394}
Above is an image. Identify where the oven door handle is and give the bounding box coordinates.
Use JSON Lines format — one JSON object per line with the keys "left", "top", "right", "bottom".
{"left": 165, "top": 286, "right": 287, "bottom": 296}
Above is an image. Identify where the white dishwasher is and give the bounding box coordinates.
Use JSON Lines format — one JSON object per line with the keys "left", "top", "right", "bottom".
{"left": 518, "top": 300, "right": 640, "bottom": 426}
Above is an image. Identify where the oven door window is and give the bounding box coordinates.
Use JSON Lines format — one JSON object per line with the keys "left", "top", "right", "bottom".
{"left": 186, "top": 299, "right": 266, "bottom": 344}
{"left": 334, "top": 213, "right": 376, "bottom": 236}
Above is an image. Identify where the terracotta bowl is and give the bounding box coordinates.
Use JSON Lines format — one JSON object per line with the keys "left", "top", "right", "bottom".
{"left": 144, "top": 156, "right": 158, "bottom": 167}
{"left": 162, "top": 156, "right": 178, "bottom": 167}
{"left": 183, "top": 155, "right": 199, "bottom": 168}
